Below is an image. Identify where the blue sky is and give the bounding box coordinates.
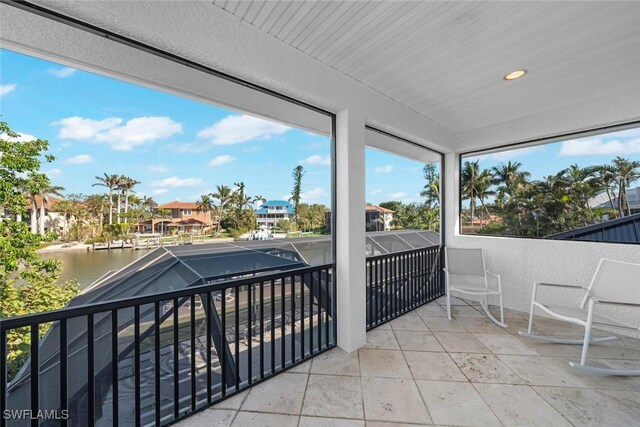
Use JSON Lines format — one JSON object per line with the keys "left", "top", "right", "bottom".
{"left": 465, "top": 128, "right": 640, "bottom": 181}
{"left": 0, "top": 49, "right": 332, "bottom": 206}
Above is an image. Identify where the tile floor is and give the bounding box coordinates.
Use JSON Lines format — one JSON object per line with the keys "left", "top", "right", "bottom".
{"left": 179, "top": 297, "right": 640, "bottom": 426}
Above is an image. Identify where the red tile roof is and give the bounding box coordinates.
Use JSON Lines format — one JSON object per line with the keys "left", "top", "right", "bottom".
{"left": 365, "top": 205, "right": 395, "bottom": 214}
{"left": 158, "top": 201, "right": 199, "bottom": 209}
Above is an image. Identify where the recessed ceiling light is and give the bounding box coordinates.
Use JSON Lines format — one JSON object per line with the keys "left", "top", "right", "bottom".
{"left": 504, "top": 69, "right": 527, "bottom": 80}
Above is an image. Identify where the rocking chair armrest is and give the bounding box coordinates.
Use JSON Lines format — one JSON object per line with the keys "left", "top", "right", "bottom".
{"left": 485, "top": 271, "right": 500, "bottom": 278}
{"left": 535, "top": 282, "right": 586, "bottom": 290}
{"left": 592, "top": 299, "right": 640, "bottom": 308}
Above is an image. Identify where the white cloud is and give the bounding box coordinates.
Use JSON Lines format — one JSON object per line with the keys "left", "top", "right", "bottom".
{"left": 148, "top": 164, "right": 170, "bottom": 173}
{"left": 0, "top": 84, "right": 16, "bottom": 97}
{"left": 55, "top": 116, "right": 182, "bottom": 151}
{"left": 5, "top": 131, "right": 36, "bottom": 142}
{"left": 559, "top": 137, "right": 640, "bottom": 156}
{"left": 302, "top": 187, "right": 327, "bottom": 202}
{"left": 370, "top": 189, "right": 383, "bottom": 195}
{"left": 389, "top": 192, "right": 408, "bottom": 200}
{"left": 48, "top": 67, "right": 77, "bottom": 78}
{"left": 64, "top": 154, "right": 93, "bottom": 164}
{"left": 152, "top": 189, "right": 169, "bottom": 195}
{"left": 304, "top": 154, "right": 331, "bottom": 165}
{"left": 150, "top": 176, "right": 203, "bottom": 188}
{"left": 208, "top": 155, "right": 235, "bottom": 167}
{"left": 55, "top": 117, "right": 122, "bottom": 140}
{"left": 473, "top": 146, "right": 544, "bottom": 162}
{"left": 45, "top": 168, "right": 62, "bottom": 178}
{"left": 374, "top": 165, "right": 394, "bottom": 174}
{"left": 197, "top": 114, "right": 289, "bottom": 145}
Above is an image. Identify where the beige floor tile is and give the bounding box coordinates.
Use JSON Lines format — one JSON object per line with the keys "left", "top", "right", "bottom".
{"left": 361, "top": 377, "right": 431, "bottom": 424}
{"left": 503, "top": 318, "right": 535, "bottom": 336}
{"left": 302, "top": 374, "right": 364, "bottom": 419}
{"left": 498, "top": 355, "right": 585, "bottom": 387}
{"left": 300, "top": 416, "right": 365, "bottom": 427}
{"left": 449, "top": 353, "right": 524, "bottom": 384}
{"left": 363, "top": 329, "right": 400, "bottom": 350}
{"left": 366, "top": 422, "right": 429, "bottom": 427}
{"left": 311, "top": 348, "right": 361, "bottom": 376}
{"left": 437, "top": 296, "right": 468, "bottom": 306}
{"left": 241, "top": 372, "right": 308, "bottom": 414}
{"left": 545, "top": 357, "right": 640, "bottom": 391}
{"left": 581, "top": 337, "right": 640, "bottom": 360}
{"left": 416, "top": 380, "right": 500, "bottom": 426}
{"left": 373, "top": 322, "right": 391, "bottom": 330}
{"left": 456, "top": 316, "right": 508, "bottom": 334}
{"left": 474, "top": 383, "right": 571, "bottom": 426}
{"left": 214, "top": 390, "right": 248, "bottom": 410}
{"left": 404, "top": 351, "right": 467, "bottom": 381}
{"left": 290, "top": 359, "right": 313, "bottom": 373}
{"left": 389, "top": 313, "right": 429, "bottom": 331}
{"left": 359, "top": 348, "right": 412, "bottom": 379}
{"left": 487, "top": 305, "right": 529, "bottom": 320}
{"left": 474, "top": 333, "right": 539, "bottom": 355}
{"left": 414, "top": 303, "right": 448, "bottom": 318}
{"left": 515, "top": 336, "right": 582, "bottom": 357}
{"left": 422, "top": 317, "right": 467, "bottom": 332}
{"left": 182, "top": 409, "right": 236, "bottom": 427}
{"left": 594, "top": 388, "right": 640, "bottom": 419}
{"left": 394, "top": 330, "right": 445, "bottom": 352}
{"left": 433, "top": 332, "right": 491, "bottom": 354}
{"left": 231, "top": 411, "right": 298, "bottom": 427}
{"left": 534, "top": 386, "right": 640, "bottom": 427}
{"left": 450, "top": 305, "right": 485, "bottom": 317}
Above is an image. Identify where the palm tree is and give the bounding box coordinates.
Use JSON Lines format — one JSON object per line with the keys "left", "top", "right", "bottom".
{"left": 289, "top": 165, "right": 304, "bottom": 222}
{"left": 475, "top": 170, "right": 495, "bottom": 225}
{"left": 120, "top": 176, "right": 140, "bottom": 220}
{"left": 35, "top": 184, "right": 65, "bottom": 235}
{"left": 154, "top": 208, "right": 171, "bottom": 235}
{"left": 460, "top": 160, "right": 486, "bottom": 225}
{"left": 252, "top": 194, "right": 266, "bottom": 207}
{"left": 52, "top": 198, "right": 76, "bottom": 239}
{"left": 491, "top": 161, "right": 531, "bottom": 202}
{"left": 141, "top": 196, "right": 157, "bottom": 213}
{"left": 611, "top": 157, "right": 640, "bottom": 216}
{"left": 85, "top": 194, "right": 107, "bottom": 236}
{"left": 420, "top": 163, "right": 440, "bottom": 208}
{"left": 196, "top": 194, "right": 214, "bottom": 227}
{"left": 211, "top": 185, "right": 232, "bottom": 235}
{"left": 93, "top": 173, "right": 120, "bottom": 225}
{"left": 593, "top": 165, "right": 617, "bottom": 216}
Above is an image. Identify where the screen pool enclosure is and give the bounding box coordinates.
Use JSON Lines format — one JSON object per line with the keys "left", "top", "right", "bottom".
{"left": 4, "top": 230, "right": 439, "bottom": 426}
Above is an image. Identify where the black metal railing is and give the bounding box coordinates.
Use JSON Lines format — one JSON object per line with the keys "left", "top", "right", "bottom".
{"left": 366, "top": 245, "right": 443, "bottom": 330}
{"left": 0, "top": 264, "right": 336, "bottom": 427}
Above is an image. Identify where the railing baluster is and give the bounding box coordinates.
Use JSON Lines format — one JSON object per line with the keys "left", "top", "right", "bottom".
{"left": 280, "top": 277, "right": 286, "bottom": 370}
{"left": 30, "top": 325, "right": 38, "bottom": 427}
{"left": 325, "top": 269, "right": 330, "bottom": 348}
{"left": 60, "top": 318, "right": 68, "bottom": 427}
{"left": 291, "top": 276, "right": 296, "bottom": 365}
{"left": 309, "top": 273, "right": 314, "bottom": 355}
{"left": 332, "top": 268, "right": 337, "bottom": 345}
{"left": 190, "top": 295, "right": 196, "bottom": 411}
{"left": 221, "top": 289, "right": 227, "bottom": 397}
{"left": 173, "top": 297, "right": 180, "bottom": 420}
{"left": 300, "top": 274, "right": 305, "bottom": 359}
{"left": 111, "top": 310, "right": 118, "bottom": 427}
{"left": 259, "top": 281, "right": 264, "bottom": 379}
{"left": 247, "top": 284, "right": 252, "bottom": 384}
{"left": 234, "top": 287, "right": 240, "bottom": 391}
{"left": 134, "top": 306, "right": 141, "bottom": 427}
{"left": 271, "top": 278, "right": 276, "bottom": 374}
{"left": 0, "top": 330, "right": 6, "bottom": 427}
{"left": 206, "top": 293, "right": 212, "bottom": 404}
{"left": 87, "top": 313, "right": 95, "bottom": 427}
{"left": 155, "top": 301, "right": 161, "bottom": 426}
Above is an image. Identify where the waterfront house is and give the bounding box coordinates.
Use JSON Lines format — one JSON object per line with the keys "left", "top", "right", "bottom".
{"left": 137, "top": 201, "right": 216, "bottom": 234}
{"left": 255, "top": 200, "right": 295, "bottom": 229}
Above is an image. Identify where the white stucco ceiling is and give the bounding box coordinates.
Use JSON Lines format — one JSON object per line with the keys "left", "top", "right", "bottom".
{"left": 210, "top": 1, "right": 640, "bottom": 134}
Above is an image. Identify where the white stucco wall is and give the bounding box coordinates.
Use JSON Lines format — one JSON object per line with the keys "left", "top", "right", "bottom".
{"left": 444, "top": 154, "right": 640, "bottom": 336}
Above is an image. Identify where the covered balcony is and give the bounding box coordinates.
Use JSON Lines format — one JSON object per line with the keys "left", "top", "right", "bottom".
{"left": 1, "top": 1, "right": 639, "bottom": 426}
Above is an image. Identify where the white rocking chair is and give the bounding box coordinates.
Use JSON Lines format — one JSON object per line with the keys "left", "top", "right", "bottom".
{"left": 444, "top": 247, "right": 507, "bottom": 327}
{"left": 519, "top": 258, "right": 640, "bottom": 375}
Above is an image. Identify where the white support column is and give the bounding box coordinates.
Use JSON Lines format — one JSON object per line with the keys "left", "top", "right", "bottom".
{"left": 335, "top": 108, "right": 367, "bottom": 353}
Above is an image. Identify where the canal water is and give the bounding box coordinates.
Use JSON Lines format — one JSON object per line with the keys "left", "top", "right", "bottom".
{"left": 41, "top": 249, "right": 150, "bottom": 289}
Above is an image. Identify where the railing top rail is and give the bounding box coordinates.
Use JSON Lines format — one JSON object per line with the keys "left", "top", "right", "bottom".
{"left": 365, "top": 244, "right": 441, "bottom": 262}
{"left": 0, "top": 263, "right": 333, "bottom": 330}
